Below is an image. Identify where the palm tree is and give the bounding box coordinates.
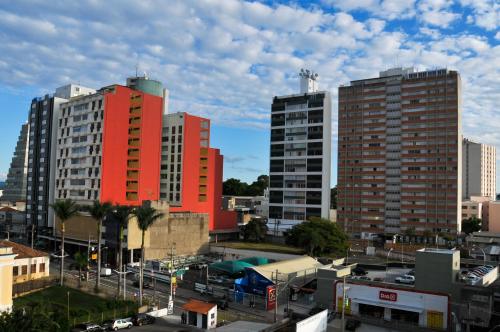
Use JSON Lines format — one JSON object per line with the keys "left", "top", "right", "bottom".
{"left": 50, "top": 199, "right": 79, "bottom": 286}
{"left": 132, "top": 206, "right": 164, "bottom": 306}
{"left": 84, "top": 201, "right": 112, "bottom": 291}
{"left": 74, "top": 251, "right": 88, "bottom": 288}
{"left": 108, "top": 205, "right": 133, "bottom": 297}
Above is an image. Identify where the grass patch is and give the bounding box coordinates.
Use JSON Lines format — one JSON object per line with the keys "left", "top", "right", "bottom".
{"left": 14, "top": 286, "right": 138, "bottom": 326}
{"left": 215, "top": 241, "right": 305, "bottom": 255}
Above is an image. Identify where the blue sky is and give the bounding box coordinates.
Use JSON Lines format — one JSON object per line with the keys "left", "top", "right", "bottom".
{"left": 0, "top": 0, "right": 499, "bottom": 186}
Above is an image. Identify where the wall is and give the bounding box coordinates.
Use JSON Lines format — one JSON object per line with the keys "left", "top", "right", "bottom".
{"left": 0, "top": 247, "right": 15, "bottom": 312}
{"left": 143, "top": 212, "right": 209, "bottom": 260}
{"left": 487, "top": 202, "right": 500, "bottom": 233}
{"left": 55, "top": 215, "right": 99, "bottom": 242}
{"left": 12, "top": 256, "right": 50, "bottom": 284}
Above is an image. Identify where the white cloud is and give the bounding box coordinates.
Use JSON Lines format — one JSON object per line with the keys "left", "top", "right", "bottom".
{"left": 0, "top": 1, "right": 498, "bottom": 186}
{"left": 460, "top": 0, "right": 499, "bottom": 30}
{"left": 417, "top": 0, "right": 461, "bottom": 27}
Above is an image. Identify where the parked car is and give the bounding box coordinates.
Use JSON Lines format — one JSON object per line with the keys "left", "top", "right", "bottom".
{"left": 395, "top": 275, "right": 415, "bottom": 284}
{"left": 352, "top": 266, "right": 367, "bottom": 276}
{"left": 407, "top": 269, "right": 415, "bottom": 276}
{"left": 131, "top": 313, "right": 155, "bottom": 326}
{"left": 345, "top": 318, "right": 361, "bottom": 331}
{"left": 102, "top": 319, "right": 132, "bottom": 330}
{"left": 71, "top": 323, "right": 105, "bottom": 332}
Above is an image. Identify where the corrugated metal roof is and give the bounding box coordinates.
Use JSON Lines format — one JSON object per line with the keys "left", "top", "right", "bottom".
{"left": 250, "top": 256, "right": 323, "bottom": 282}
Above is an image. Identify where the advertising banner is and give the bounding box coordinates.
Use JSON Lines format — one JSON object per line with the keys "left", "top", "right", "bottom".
{"left": 266, "top": 285, "right": 276, "bottom": 311}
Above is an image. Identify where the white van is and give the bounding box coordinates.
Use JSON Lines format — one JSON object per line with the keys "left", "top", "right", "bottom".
{"left": 101, "top": 267, "right": 112, "bottom": 276}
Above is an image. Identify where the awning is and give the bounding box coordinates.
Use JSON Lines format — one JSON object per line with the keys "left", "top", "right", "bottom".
{"left": 352, "top": 298, "right": 424, "bottom": 314}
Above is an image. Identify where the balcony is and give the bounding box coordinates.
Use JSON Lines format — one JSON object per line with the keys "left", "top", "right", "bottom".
{"left": 128, "top": 127, "right": 140, "bottom": 136}
{"left": 127, "top": 170, "right": 139, "bottom": 180}
{"left": 129, "top": 117, "right": 141, "bottom": 125}
{"left": 127, "top": 159, "right": 139, "bottom": 168}
{"left": 128, "top": 149, "right": 139, "bottom": 157}
{"left": 128, "top": 138, "right": 140, "bottom": 147}
{"left": 126, "top": 192, "right": 138, "bottom": 201}
{"left": 126, "top": 181, "right": 138, "bottom": 190}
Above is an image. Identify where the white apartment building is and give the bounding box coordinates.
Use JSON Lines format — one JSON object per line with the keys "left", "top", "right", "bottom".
{"left": 463, "top": 138, "right": 496, "bottom": 200}
{"left": 55, "top": 92, "right": 105, "bottom": 204}
{"left": 268, "top": 70, "right": 332, "bottom": 235}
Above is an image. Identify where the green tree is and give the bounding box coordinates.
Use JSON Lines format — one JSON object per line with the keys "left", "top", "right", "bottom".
{"left": 74, "top": 251, "right": 88, "bottom": 288}
{"left": 132, "top": 205, "right": 165, "bottom": 306}
{"left": 330, "top": 186, "right": 337, "bottom": 209}
{"left": 286, "top": 217, "right": 348, "bottom": 256}
{"left": 462, "top": 217, "right": 482, "bottom": 235}
{"left": 0, "top": 302, "right": 69, "bottom": 331}
{"left": 84, "top": 200, "right": 112, "bottom": 292}
{"left": 222, "top": 178, "right": 246, "bottom": 196}
{"left": 223, "top": 175, "right": 269, "bottom": 196}
{"left": 242, "top": 218, "right": 268, "bottom": 242}
{"left": 50, "top": 199, "right": 79, "bottom": 286}
{"left": 108, "top": 205, "right": 134, "bottom": 297}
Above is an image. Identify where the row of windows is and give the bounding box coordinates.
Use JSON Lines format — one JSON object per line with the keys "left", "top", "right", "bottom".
{"left": 13, "top": 263, "right": 46, "bottom": 276}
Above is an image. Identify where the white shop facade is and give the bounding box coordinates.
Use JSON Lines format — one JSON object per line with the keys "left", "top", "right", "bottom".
{"left": 334, "top": 281, "right": 449, "bottom": 330}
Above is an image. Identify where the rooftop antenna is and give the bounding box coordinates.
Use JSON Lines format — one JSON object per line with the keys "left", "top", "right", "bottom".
{"left": 135, "top": 63, "right": 139, "bottom": 77}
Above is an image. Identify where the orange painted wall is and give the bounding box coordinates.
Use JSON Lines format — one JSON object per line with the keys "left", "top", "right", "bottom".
{"left": 100, "top": 85, "right": 162, "bottom": 205}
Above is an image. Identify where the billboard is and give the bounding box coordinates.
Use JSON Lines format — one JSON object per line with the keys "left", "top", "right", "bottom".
{"left": 296, "top": 309, "right": 328, "bottom": 332}
{"left": 266, "top": 285, "right": 276, "bottom": 311}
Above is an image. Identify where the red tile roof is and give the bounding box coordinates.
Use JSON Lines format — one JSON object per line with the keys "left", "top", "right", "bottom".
{"left": 0, "top": 206, "right": 18, "bottom": 212}
{"left": 0, "top": 240, "right": 48, "bottom": 259}
{"left": 182, "top": 299, "right": 216, "bottom": 314}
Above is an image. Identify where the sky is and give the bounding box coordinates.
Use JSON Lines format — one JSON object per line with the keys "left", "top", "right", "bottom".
{"left": 0, "top": 0, "right": 499, "bottom": 187}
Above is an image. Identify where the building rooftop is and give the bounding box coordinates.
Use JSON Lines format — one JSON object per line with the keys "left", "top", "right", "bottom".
{"left": 182, "top": 299, "right": 216, "bottom": 314}
{"left": 251, "top": 256, "right": 323, "bottom": 282}
{"left": 417, "top": 248, "right": 458, "bottom": 254}
{"left": 0, "top": 206, "right": 18, "bottom": 212}
{"left": 0, "top": 240, "right": 49, "bottom": 259}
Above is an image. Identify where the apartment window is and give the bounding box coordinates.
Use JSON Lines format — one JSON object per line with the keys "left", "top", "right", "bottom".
{"left": 31, "top": 264, "right": 36, "bottom": 273}
{"left": 21, "top": 265, "right": 28, "bottom": 275}
{"left": 13, "top": 266, "right": 18, "bottom": 276}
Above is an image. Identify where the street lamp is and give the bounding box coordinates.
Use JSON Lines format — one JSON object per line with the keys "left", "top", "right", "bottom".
{"left": 113, "top": 266, "right": 132, "bottom": 301}
{"left": 470, "top": 245, "right": 486, "bottom": 266}
{"left": 386, "top": 248, "right": 394, "bottom": 281}
{"left": 394, "top": 233, "right": 404, "bottom": 264}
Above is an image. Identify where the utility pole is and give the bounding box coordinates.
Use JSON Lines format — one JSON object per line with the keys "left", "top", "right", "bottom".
{"left": 274, "top": 269, "right": 279, "bottom": 323}
{"left": 86, "top": 235, "right": 91, "bottom": 284}
{"left": 31, "top": 224, "right": 34, "bottom": 248}
{"left": 341, "top": 275, "right": 347, "bottom": 332}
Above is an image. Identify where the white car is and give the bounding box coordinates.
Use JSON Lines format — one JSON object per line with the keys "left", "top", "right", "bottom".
{"left": 395, "top": 275, "right": 415, "bottom": 284}
{"left": 103, "top": 319, "right": 132, "bottom": 330}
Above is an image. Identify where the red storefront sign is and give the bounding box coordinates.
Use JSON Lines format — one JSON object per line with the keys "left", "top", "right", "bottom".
{"left": 379, "top": 291, "right": 398, "bottom": 302}
{"left": 266, "top": 285, "right": 277, "bottom": 311}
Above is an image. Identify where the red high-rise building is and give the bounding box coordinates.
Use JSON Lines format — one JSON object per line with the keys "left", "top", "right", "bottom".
{"left": 160, "top": 112, "right": 237, "bottom": 231}
{"left": 55, "top": 77, "right": 164, "bottom": 206}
